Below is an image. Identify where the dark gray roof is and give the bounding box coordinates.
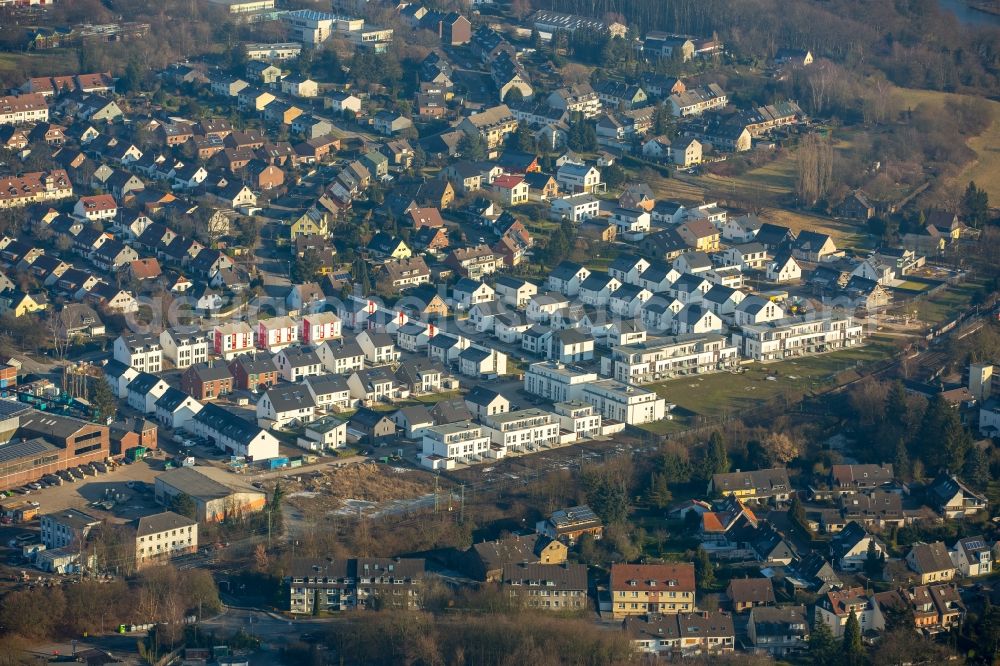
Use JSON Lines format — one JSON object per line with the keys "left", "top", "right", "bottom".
{"left": 279, "top": 346, "right": 321, "bottom": 368}
{"left": 230, "top": 353, "right": 278, "bottom": 375}
{"left": 549, "top": 260, "right": 585, "bottom": 281}
{"left": 127, "top": 372, "right": 165, "bottom": 395}
{"left": 192, "top": 403, "right": 265, "bottom": 447}
{"left": 0, "top": 436, "right": 57, "bottom": 463}
{"left": 305, "top": 373, "right": 349, "bottom": 395}
{"left": 349, "top": 407, "right": 394, "bottom": 429}
{"left": 459, "top": 347, "right": 491, "bottom": 363}
{"left": 19, "top": 411, "right": 93, "bottom": 441}
{"left": 135, "top": 510, "right": 196, "bottom": 537}
{"left": 0, "top": 399, "right": 31, "bottom": 419}
{"left": 187, "top": 362, "right": 233, "bottom": 382}
{"left": 501, "top": 562, "right": 587, "bottom": 589}
{"left": 465, "top": 386, "right": 504, "bottom": 407}
{"left": 264, "top": 384, "right": 317, "bottom": 411}
{"left": 155, "top": 387, "right": 195, "bottom": 412}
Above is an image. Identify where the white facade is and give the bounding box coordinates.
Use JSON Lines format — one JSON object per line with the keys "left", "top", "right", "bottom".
{"left": 421, "top": 421, "right": 492, "bottom": 469}
{"left": 257, "top": 316, "right": 299, "bottom": 352}
{"left": 485, "top": 409, "right": 564, "bottom": 453}
{"left": 524, "top": 361, "right": 598, "bottom": 403}
{"left": 300, "top": 312, "right": 342, "bottom": 345}
{"left": 732, "top": 316, "right": 865, "bottom": 362}
{"left": 214, "top": 322, "right": 255, "bottom": 360}
{"left": 581, "top": 379, "right": 667, "bottom": 425}
{"left": 159, "top": 327, "right": 211, "bottom": 369}
{"left": 113, "top": 334, "right": 162, "bottom": 373}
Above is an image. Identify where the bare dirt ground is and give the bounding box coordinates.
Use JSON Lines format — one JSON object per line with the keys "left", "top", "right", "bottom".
{"left": 266, "top": 463, "right": 438, "bottom": 518}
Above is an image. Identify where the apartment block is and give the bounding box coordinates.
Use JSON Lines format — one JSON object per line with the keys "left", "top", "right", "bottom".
{"left": 602, "top": 333, "right": 739, "bottom": 384}
{"left": 731, "top": 315, "right": 864, "bottom": 362}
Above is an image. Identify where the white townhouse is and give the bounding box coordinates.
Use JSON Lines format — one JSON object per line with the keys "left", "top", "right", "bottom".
{"left": 154, "top": 387, "right": 204, "bottom": 430}
{"left": 317, "top": 341, "right": 367, "bottom": 375}
{"left": 734, "top": 296, "right": 785, "bottom": 327}
{"left": 495, "top": 276, "right": 538, "bottom": 308}
{"left": 556, "top": 163, "right": 602, "bottom": 194}
{"left": 300, "top": 312, "right": 342, "bottom": 345}
{"left": 159, "top": 326, "right": 212, "bottom": 369}
{"left": 304, "top": 374, "right": 354, "bottom": 412}
{"left": 421, "top": 421, "right": 492, "bottom": 470}
{"left": 257, "top": 316, "right": 299, "bottom": 353}
{"left": 546, "top": 261, "right": 591, "bottom": 297}
{"left": 356, "top": 330, "right": 400, "bottom": 365}
{"left": 213, "top": 322, "right": 255, "bottom": 360}
{"left": 274, "top": 346, "right": 324, "bottom": 382}
{"left": 484, "top": 408, "right": 567, "bottom": 454}
{"left": 527, "top": 292, "right": 571, "bottom": 322}
{"left": 549, "top": 193, "right": 601, "bottom": 222}
{"left": 257, "top": 384, "right": 317, "bottom": 429}
{"left": 452, "top": 278, "right": 495, "bottom": 309}
{"left": 126, "top": 373, "right": 170, "bottom": 414}
{"left": 609, "top": 255, "right": 651, "bottom": 286}
{"left": 579, "top": 272, "right": 622, "bottom": 307}
{"left": 114, "top": 333, "right": 163, "bottom": 373}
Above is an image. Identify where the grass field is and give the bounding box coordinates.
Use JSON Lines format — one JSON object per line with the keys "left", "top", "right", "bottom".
{"left": 0, "top": 51, "right": 79, "bottom": 86}
{"left": 647, "top": 336, "right": 897, "bottom": 420}
{"left": 893, "top": 86, "right": 1000, "bottom": 202}
{"left": 647, "top": 173, "right": 708, "bottom": 203}
{"left": 895, "top": 276, "right": 986, "bottom": 326}
{"left": 758, "top": 208, "right": 872, "bottom": 250}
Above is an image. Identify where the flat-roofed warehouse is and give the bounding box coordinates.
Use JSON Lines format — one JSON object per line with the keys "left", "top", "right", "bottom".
{"left": 154, "top": 465, "right": 266, "bottom": 522}
{"left": 0, "top": 401, "right": 110, "bottom": 490}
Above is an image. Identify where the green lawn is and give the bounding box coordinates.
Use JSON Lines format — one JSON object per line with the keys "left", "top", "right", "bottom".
{"left": 0, "top": 50, "right": 79, "bottom": 84}
{"left": 898, "top": 278, "right": 985, "bottom": 327}
{"left": 649, "top": 338, "right": 897, "bottom": 418}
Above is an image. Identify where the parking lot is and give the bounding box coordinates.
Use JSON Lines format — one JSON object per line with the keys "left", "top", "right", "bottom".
{"left": 5, "top": 458, "right": 163, "bottom": 520}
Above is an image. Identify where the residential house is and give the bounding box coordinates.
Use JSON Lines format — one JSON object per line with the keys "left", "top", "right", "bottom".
{"left": 747, "top": 606, "right": 809, "bottom": 658}
{"left": 906, "top": 542, "right": 957, "bottom": 584}
{"left": 709, "top": 468, "right": 792, "bottom": 503}
{"left": 180, "top": 363, "right": 234, "bottom": 401}
{"left": 950, "top": 536, "right": 992, "bottom": 577}
{"left": 274, "top": 346, "right": 323, "bottom": 382}
{"left": 228, "top": 354, "right": 279, "bottom": 392}
{"left": 610, "top": 563, "right": 696, "bottom": 619}
{"left": 624, "top": 612, "right": 735, "bottom": 658}
{"left": 830, "top": 521, "right": 886, "bottom": 571}
{"left": 501, "top": 562, "right": 588, "bottom": 611}
{"left": 814, "top": 587, "right": 878, "bottom": 639}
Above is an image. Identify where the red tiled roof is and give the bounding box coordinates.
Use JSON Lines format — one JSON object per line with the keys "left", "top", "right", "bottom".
{"left": 610, "top": 563, "right": 695, "bottom": 593}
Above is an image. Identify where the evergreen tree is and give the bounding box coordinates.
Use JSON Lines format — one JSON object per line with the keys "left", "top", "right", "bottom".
{"left": 652, "top": 103, "right": 674, "bottom": 136}
{"left": 458, "top": 132, "right": 487, "bottom": 161}
{"left": 698, "top": 431, "right": 729, "bottom": 482}
{"left": 961, "top": 181, "right": 990, "bottom": 228}
{"left": 169, "top": 493, "right": 197, "bottom": 520}
{"left": 918, "top": 394, "right": 971, "bottom": 473}
{"left": 694, "top": 547, "right": 714, "bottom": 590}
{"left": 789, "top": 495, "right": 810, "bottom": 534}
{"left": 808, "top": 620, "right": 838, "bottom": 666}
{"left": 843, "top": 610, "right": 865, "bottom": 665}
{"left": 647, "top": 472, "right": 672, "bottom": 509}
{"left": 661, "top": 450, "right": 692, "bottom": 483}
{"left": 89, "top": 378, "right": 118, "bottom": 423}
{"left": 964, "top": 445, "right": 990, "bottom": 488}
{"left": 893, "top": 438, "right": 911, "bottom": 482}
{"left": 864, "top": 538, "right": 884, "bottom": 578}
{"left": 583, "top": 471, "right": 629, "bottom": 524}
